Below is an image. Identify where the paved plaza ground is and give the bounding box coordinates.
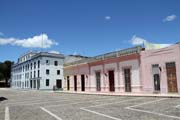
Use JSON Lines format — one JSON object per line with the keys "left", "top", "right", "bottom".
{"left": 0, "top": 89, "right": 180, "bottom": 120}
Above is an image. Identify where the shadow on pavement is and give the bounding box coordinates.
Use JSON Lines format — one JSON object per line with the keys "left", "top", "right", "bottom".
{"left": 0, "top": 97, "right": 8, "bottom": 102}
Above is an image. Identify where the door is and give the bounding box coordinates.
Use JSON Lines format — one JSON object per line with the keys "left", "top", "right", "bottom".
{"left": 74, "top": 75, "right": 77, "bottom": 91}
{"left": 124, "top": 68, "right": 131, "bottom": 92}
{"left": 108, "top": 70, "right": 115, "bottom": 91}
{"left": 67, "top": 76, "right": 70, "bottom": 91}
{"left": 96, "top": 72, "right": 101, "bottom": 91}
{"left": 56, "top": 79, "right": 62, "bottom": 89}
{"left": 37, "top": 79, "right": 40, "bottom": 90}
{"left": 81, "top": 75, "right": 85, "bottom": 91}
{"left": 154, "top": 74, "right": 160, "bottom": 91}
{"left": 166, "top": 62, "right": 178, "bottom": 93}
{"left": 30, "top": 80, "right": 32, "bottom": 88}
{"left": 33, "top": 80, "right": 36, "bottom": 88}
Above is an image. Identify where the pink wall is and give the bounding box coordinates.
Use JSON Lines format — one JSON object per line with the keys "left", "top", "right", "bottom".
{"left": 140, "top": 43, "right": 180, "bottom": 94}
{"left": 64, "top": 63, "right": 90, "bottom": 91}
{"left": 64, "top": 54, "right": 141, "bottom": 93}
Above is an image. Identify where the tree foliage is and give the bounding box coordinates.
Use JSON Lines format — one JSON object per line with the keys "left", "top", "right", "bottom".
{"left": 0, "top": 61, "right": 13, "bottom": 83}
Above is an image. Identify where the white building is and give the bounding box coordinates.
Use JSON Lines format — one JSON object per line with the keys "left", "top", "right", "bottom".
{"left": 11, "top": 51, "right": 64, "bottom": 90}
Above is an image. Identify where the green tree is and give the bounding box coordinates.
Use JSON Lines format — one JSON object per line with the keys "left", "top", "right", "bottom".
{"left": 0, "top": 61, "right": 13, "bottom": 87}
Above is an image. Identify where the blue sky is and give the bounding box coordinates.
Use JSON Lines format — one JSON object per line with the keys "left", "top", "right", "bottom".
{"left": 0, "top": 0, "right": 180, "bottom": 62}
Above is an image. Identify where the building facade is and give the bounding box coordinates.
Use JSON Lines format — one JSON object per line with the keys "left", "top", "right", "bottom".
{"left": 64, "top": 43, "right": 180, "bottom": 94}
{"left": 64, "top": 46, "right": 142, "bottom": 93}
{"left": 11, "top": 51, "right": 64, "bottom": 90}
{"left": 141, "top": 43, "right": 180, "bottom": 94}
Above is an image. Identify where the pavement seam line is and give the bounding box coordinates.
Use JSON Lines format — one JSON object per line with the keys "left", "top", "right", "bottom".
{"left": 40, "top": 107, "right": 63, "bottom": 120}
{"left": 125, "top": 98, "right": 180, "bottom": 119}
{"left": 125, "top": 98, "right": 168, "bottom": 109}
{"left": 44, "top": 97, "right": 117, "bottom": 108}
{"left": 5, "top": 106, "right": 9, "bottom": 120}
{"left": 175, "top": 104, "right": 180, "bottom": 108}
{"left": 80, "top": 107, "right": 122, "bottom": 120}
{"left": 84, "top": 97, "right": 143, "bottom": 108}
{"left": 127, "top": 107, "right": 180, "bottom": 119}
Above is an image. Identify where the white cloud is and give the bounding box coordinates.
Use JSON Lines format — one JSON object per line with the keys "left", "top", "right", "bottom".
{"left": 0, "top": 32, "right": 4, "bottom": 36}
{"left": 105, "top": 16, "right": 111, "bottom": 20}
{"left": 0, "top": 34, "right": 58, "bottom": 48}
{"left": 48, "top": 50, "right": 60, "bottom": 54}
{"left": 163, "top": 15, "right": 177, "bottom": 22}
{"left": 73, "top": 51, "right": 78, "bottom": 55}
{"left": 129, "top": 35, "right": 172, "bottom": 48}
{"left": 130, "top": 35, "right": 146, "bottom": 45}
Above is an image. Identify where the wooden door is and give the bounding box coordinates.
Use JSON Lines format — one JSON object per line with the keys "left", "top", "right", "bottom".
{"left": 154, "top": 74, "right": 160, "bottom": 91}
{"left": 96, "top": 72, "right": 101, "bottom": 91}
{"left": 166, "top": 62, "right": 178, "bottom": 93}
{"left": 56, "top": 79, "right": 62, "bottom": 89}
{"left": 81, "top": 75, "right": 85, "bottom": 91}
{"left": 124, "top": 68, "right": 131, "bottom": 92}
{"left": 109, "top": 70, "right": 115, "bottom": 91}
{"left": 67, "top": 76, "right": 70, "bottom": 91}
{"left": 74, "top": 75, "right": 77, "bottom": 91}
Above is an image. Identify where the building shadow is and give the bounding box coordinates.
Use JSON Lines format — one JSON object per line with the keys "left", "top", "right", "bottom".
{"left": 0, "top": 97, "right": 8, "bottom": 102}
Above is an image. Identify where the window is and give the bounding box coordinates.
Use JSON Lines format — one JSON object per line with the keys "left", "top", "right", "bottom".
{"left": 38, "top": 70, "right": 40, "bottom": 77}
{"left": 38, "top": 60, "right": 40, "bottom": 68}
{"left": 46, "top": 79, "right": 49, "bottom": 86}
{"left": 31, "top": 63, "right": 32, "bottom": 70}
{"left": 34, "top": 71, "right": 36, "bottom": 78}
{"left": 46, "top": 60, "right": 50, "bottom": 65}
{"left": 57, "top": 70, "right": 60, "bottom": 75}
{"left": 34, "top": 62, "right": 36, "bottom": 69}
{"left": 30, "top": 72, "right": 32, "bottom": 78}
{"left": 54, "top": 61, "right": 58, "bottom": 66}
{"left": 46, "top": 69, "right": 50, "bottom": 75}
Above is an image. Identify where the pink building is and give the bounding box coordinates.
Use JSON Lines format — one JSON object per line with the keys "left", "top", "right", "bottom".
{"left": 64, "top": 46, "right": 142, "bottom": 93}
{"left": 64, "top": 43, "right": 180, "bottom": 94}
{"left": 141, "top": 43, "right": 180, "bottom": 94}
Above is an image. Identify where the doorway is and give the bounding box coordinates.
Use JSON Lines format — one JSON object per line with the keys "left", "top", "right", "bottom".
{"left": 67, "top": 76, "right": 70, "bottom": 91}
{"left": 33, "top": 80, "right": 36, "bottom": 88}
{"left": 166, "top": 62, "right": 178, "bottom": 93}
{"left": 96, "top": 72, "right": 101, "bottom": 91}
{"left": 37, "top": 79, "right": 40, "bottom": 90}
{"left": 56, "top": 79, "right": 62, "bottom": 89}
{"left": 124, "top": 68, "right": 131, "bottom": 92}
{"left": 30, "top": 80, "right": 32, "bottom": 88}
{"left": 74, "top": 75, "right": 77, "bottom": 91}
{"left": 81, "top": 75, "right": 85, "bottom": 91}
{"left": 108, "top": 70, "right": 115, "bottom": 91}
{"left": 154, "top": 74, "right": 160, "bottom": 91}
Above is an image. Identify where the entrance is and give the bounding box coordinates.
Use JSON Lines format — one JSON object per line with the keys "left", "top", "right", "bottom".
{"left": 33, "top": 80, "right": 36, "bottom": 88}
{"left": 30, "top": 80, "right": 32, "bottom": 88}
{"left": 74, "top": 75, "right": 77, "bottom": 91}
{"left": 154, "top": 74, "right": 160, "bottom": 91}
{"left": 56, "top": 79, "right": 62, "bottom": 89}
{"left": 37, "top": 79, "right": 40, "bottom": 90}
{"left": 166, "top": 62, "right": 178, "bottom": 93}
{"left": 96, "top": 72, "right": 101, "bottom": 91}
{"left": 81, "top": 75, "right": 85, "bottom": 91}
{"left": 124, "top": 68, "right": 131, "bottom": 92}
{"left": 67, "top": 76, "right": 70, "bottom": 91}
{"left": 108, "top": 70, "right": 115, "bottom": 91}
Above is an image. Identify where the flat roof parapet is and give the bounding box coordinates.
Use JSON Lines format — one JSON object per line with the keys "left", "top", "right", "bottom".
{"left": 64, "top": 46, "right": 142, "bottom": 67}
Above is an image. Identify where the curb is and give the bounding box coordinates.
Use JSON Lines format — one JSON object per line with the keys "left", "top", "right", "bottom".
{"left": 53, "top": 91, "right": 180, "bottom": 98}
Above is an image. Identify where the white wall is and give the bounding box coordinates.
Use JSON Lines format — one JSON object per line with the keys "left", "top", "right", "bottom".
{"left": 119, "top": 59, "right": 140, "bottom": 92}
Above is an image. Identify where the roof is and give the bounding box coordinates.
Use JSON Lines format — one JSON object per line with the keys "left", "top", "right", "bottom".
{"left": 13, "top": 52, "right": 64, "bottom": 67}
{"left": 64, "top": 46, "right": 142, "bottom": 67}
